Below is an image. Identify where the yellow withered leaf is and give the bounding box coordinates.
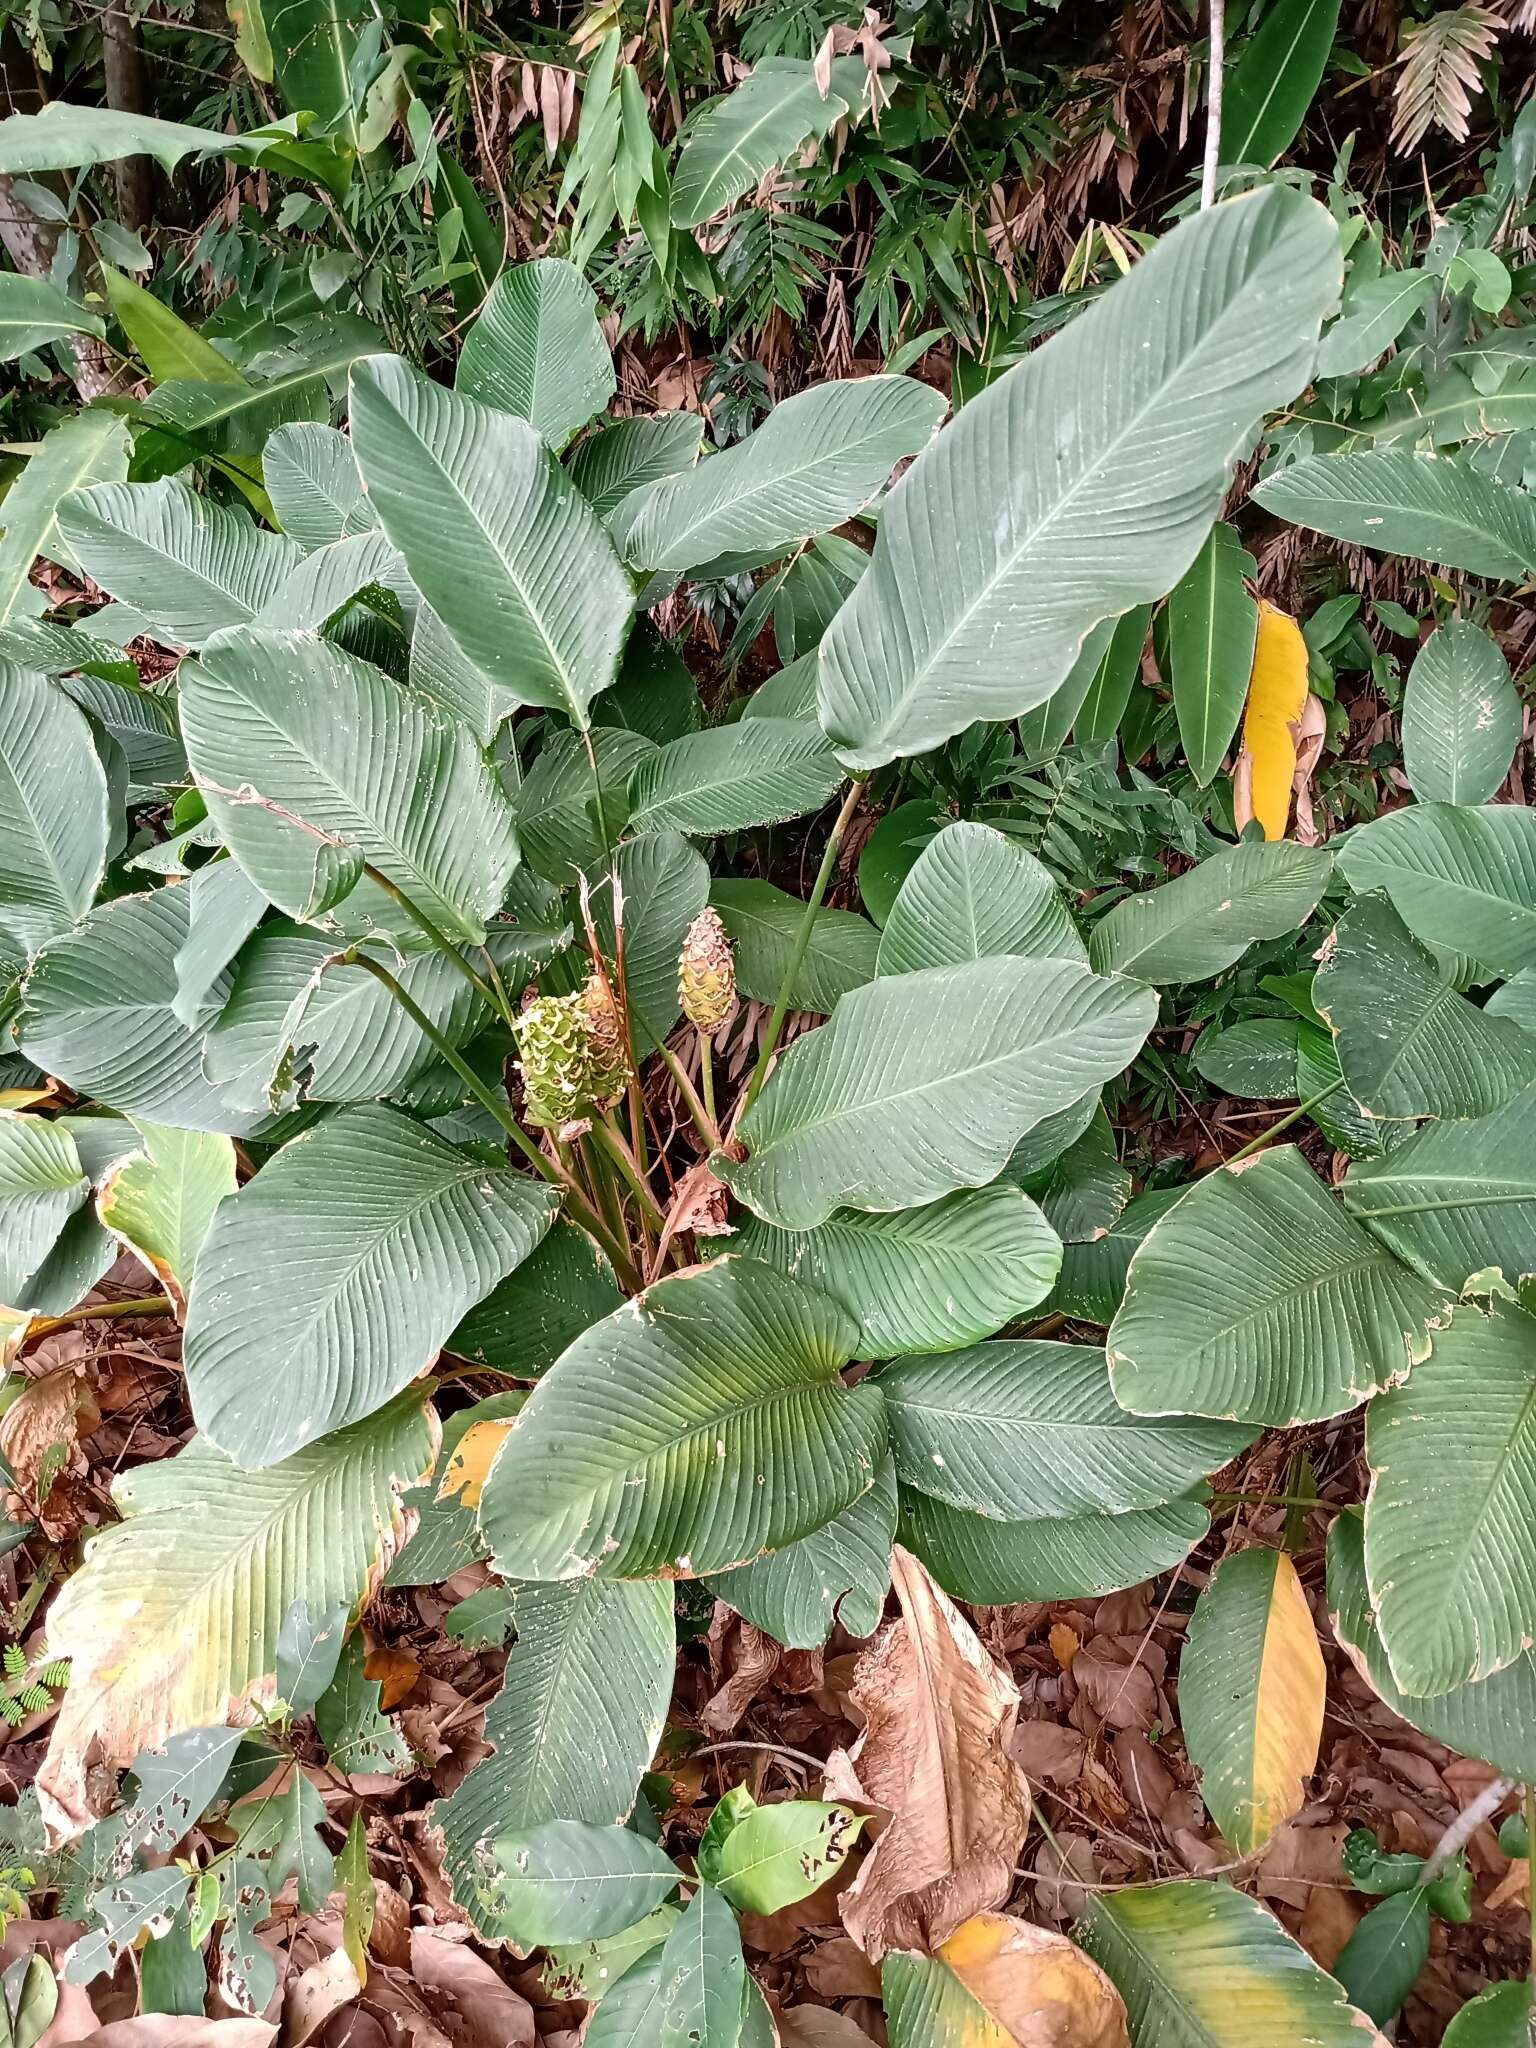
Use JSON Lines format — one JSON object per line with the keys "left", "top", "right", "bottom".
{"left": 438, "top": 1417, "right": 517, "bottom": 1510}
{"left": 883, "top": 1912, "right": 1130, "bottom": 2047}
{"left": 1235, "top": 600, "right": 1309, "bottom": 841}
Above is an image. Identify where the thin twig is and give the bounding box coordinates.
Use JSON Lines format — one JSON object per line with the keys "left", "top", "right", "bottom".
{"left": 1423, "top": 1776, "right": 1517, "bottom": 1881}
{"left": 1201, "top": 0, "right": 1226, "bottom": 210}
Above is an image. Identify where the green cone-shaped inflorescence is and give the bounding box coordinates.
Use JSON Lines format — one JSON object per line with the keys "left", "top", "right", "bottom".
{"left": 580, "top": 971, "right": 632, "bottom": 1106}
{"left": 516, "top": 976, "right": 632, "bottom": 1128}
{"left": 678, "top": 907, "right": 736, "bottom": 1034}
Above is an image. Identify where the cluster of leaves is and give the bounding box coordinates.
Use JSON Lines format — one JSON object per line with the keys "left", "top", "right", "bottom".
{"left": 3, "top": 38, "right": 1536, "bottom": 2042}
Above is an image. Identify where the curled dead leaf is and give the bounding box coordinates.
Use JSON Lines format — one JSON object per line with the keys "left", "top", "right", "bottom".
{"left": 938, "top": 1912, "right": 1130, "bottom": 2048}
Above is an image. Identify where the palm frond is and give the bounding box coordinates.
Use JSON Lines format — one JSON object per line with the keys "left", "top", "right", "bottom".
{"left": 1391, "top": 5, "right": 1501, "bottom": 152}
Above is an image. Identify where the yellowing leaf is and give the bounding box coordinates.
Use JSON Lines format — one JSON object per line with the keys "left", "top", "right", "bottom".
{"left": 1179, "top": 1546, "right": 1326, "bottom": 1856}
{"left": 438, "top": 1417, "right": 517, "bottom": 1509}
{"left": 1235, "top": 600, "right": 1309, "bottom": 841}
{"left": 883, "top": 1913, "right": 1130, "bottom": 2048}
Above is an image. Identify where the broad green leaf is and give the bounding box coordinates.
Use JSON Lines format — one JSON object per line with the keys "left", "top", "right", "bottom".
{"left": 1252, "top": 451, "right": 1536, "bottom": 579}
{"left": 181, "top": 628, "right": 518, "bottom": 942}
{"left": 145, "top": 318, "right": 383, "bottom": 446}
{"left": 266, "top": 0, "right": 372, "bottom": 137}
{"left": 881, "top": 1340, "right": 1252, "bottom": 1518}
{"left": 1180, "top": 1548, "right": 1326, "bottom": 1856}
{"left": 457, "top": 259, "right": 616, "bottom": 451}
{"left": 1222, "top": 0, "right": 1343, "bottom": 165}
{"left": 713, "top": 1801, "right": 861, "bottom": 1914}
{"left": 477, "top": 1256, "right": 884, "bottom": 1580}
{"left": 1316, "top": 270, "right": 1436, "bottom": 378}
{"left": 252, "top": 528, "right": 403, "bottom": 632}
{"left": 57, "top": 481, "right": 301, "bottom": 649}
{"left": 0, "top": 411, "right": 131, "bottom": 626}
{"left": 1296, "top": 1016, "right": 1396, "bottom": 1160}
{"left": 97, "top": 1121, "right": 236, "bottom": 1310}
{"left": 720, "top": 957, "right": 1156, "bottom": 1230}
{"left": 1365, "top": 1299, "right": 1536, "bottom": 1695}
{"left": 1443, "top": 1982, "right": 1533, "bottom": 2047}
{"left": 260, "top": 1769, "right": 333, "bottom": 1913}
{"left": 20, "top": 888, "right": 260, "bottom": 1135}
{"left": 711, "top": 877, "right": 879, "bottom": 1016}
{"left": 462, "top": 1822, "right": 678, "bottom": 1948}
{"left": 264, "top": 421, "right": 373, "bottom": 549}
{"left": 1051, "top": 1184, "right": 1186, "bottom": 1327}
{"left": 627, "top": 719, "right": 842, "bottom": 837}
{"left": 1341, "top": 1082, "right": 1536, "bottom": 1291}
{"left": 598, "top": 623, "right": 702, "bottom": 745}
{"left": 743, "top": 651, "right": 819, "bottom": 722}
{"left": 899, "top": 1488, "right": 1208, "bottom": 1605}
{"left": 514, "top": 726, "right": 654, "bottom": 886}
{"left": 875, "top": 822, "right": 1084, "bottom": 977}
{"left": 384, "top": 1390, "right": 525, "bottom": 1589}
{"left": 0, "top": 665, "right": 112, "bottom": 954}
{"left": 704, "top": 1455, "right": 897, "bottom": 1648}
{"left": 276, "top": 1598, "right": 348, "bottom": 1715}
{"left": 64, "top": 670, "right": 184, "bottom": 788}
{"left": 1334, "top": 801, "right": 1536, "bottom": 979}
{"left": 172, "top": 858, "right": 269, "bottom": 1029}
{"left": 736, "top": 1185, "right": 1061, "bottom": 1358}
{"left": 546, "top": 828, "right": 708, "bottom": 1054}
{"left": 653, "top": 1882, "right": 745, "bottom": 2048}
{"left": 567, "top": 414, "right": 706, "bottom": 522}
{"left": 1400, "top": 620, "right": 1520, "bottom": 805}
{"left": 103, "top": 265, "right": 246, "bottom": 387}
{"left": 65, "top": 1868, "right": 189, "bottom": 1983}
{"left": 0, "top": 1112, "right": 88, "bottom": 1304}
{"left": 1167, "top": 523, "right": 1259, "bottom": 786}
{"left": 583, "top": 1954, "right": 668, "bottom": 2045}
{"left": 438, "top": 1579, "right": 674, "bottom": 1937}
{"left": 1328, "top": 1513, "right": 1536, "bottom": 1783}
{"left": 408, "top": 601, "right": 511, "bottom": 744}
{"left": 448, "top": 1220, "right": 625, "bottom": 1378}
{"left": 614, "top": 377, "right": 943, "bottom": 574}
{"left": 1192, "top": 1017, "right": 1302, "bottom": 1100}
{"left": 350, "top": 355, "right": 633, "bottom": 729}
{"left": 670, "top": 56, "right": 860, "bottom": 228}
{"left": 883, "top": 1914, "right": 1130, "bottom": 2048}
{"left": 1313, "top": 893, "right": 1533, "bottom": 1118}
{"left": 1078, "top": 1882, "right": 1387, "bottom": 2048}
{"left": 184, "top": 1103, "right": 557, "bottom": 1466}
{"left": 1334, "top": 1891, "right": 1430, "bottom": 2028}
{"left": 1010, "top": 1104, "right": 1130, "bottom": 1243}
{"left": 818, "top": 189, "right": 1340, "bottom": 770}
{"left": 1074, "top": 605, "right": 1153, "bottom": 745}
{"left": 10, "top": 1113, "right": 139, "bottom": 1319}
{"left": 0, "top": 273, "right": 103, "bottom": 360}
{"left": 1016, "top": 616, "right": 1116, "bottom": 762}
{"left": 0, "top": 101, "right": 339, "bottom": 179}
{"left": 544, "top": 1909, "right": 680, "bottom": 2005}
{"left": 1089, "top": 841, "right": 1332, "bottom": 987}
{"left": 1488, "top": 968, "right": 1536, "bottom": 1033}
{"left": 1108, "top": 1146, "right": 1449, "bottom": 1425}
{"left": 37, "top": 1389, "right": 435, "bottom": 1838}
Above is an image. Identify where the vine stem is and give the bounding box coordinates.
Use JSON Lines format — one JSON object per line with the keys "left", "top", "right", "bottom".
{"left": 1222, "top": 1080, "right": 1342, "bottom": 1165}
{"left": 1201, "top": 0, "right": 1225, "bottom": 210}
{"left": 25, "top": 1294, "right": 172, "bottom": 1338}
{"left": 594, "top": 1113, "right": 667, "bottom": 1232}
{"left": 699, "top": 1033, "right": 718, "bottom": 1130}
{"left": 356, "top": 864, "right": 507, "bottom": 1020}
{"left": 742, "top": 778, "right": 867, "bottom": 1119}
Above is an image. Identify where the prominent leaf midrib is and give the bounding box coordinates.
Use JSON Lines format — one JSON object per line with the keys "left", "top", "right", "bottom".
{"left": 677, "top": 75, "right": 850, "bottom": 218}
{"left": 1182, "top": 1244, "right": 1416, "bottom": 1355}
{"left": 1347, "top": 1184, "right": 1535, "bottom": 1219}
{"left": 547, "top": 1372, "right": 852, "bottom": 1485}
{"left": 631, "top": 732, "right": 834, "bottom": 824}
{"left": 156, "top": 341, "right": 375, "bottom": 433}
{"left": 1226, "top": 0, "right": 1327, "bottom": 161}
{"left": 90, "top": 520, "right": 262, "bottom": 629}
{"left": 1082, "top": 1907, "right": 1228, "bottom": 2048}
{"left": 1335, "top": 971, "right": 1494, "bottom": 1108}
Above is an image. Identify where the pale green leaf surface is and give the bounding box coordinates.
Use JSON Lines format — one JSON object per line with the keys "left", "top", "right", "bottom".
{"left": 0, "top": 1111, "right": 88, "bottom": 1305}
{"left": 1089, "top": 842, "right": 1332, "bottom": 987}
{"left": 461, "top": 1822, "right": 678, "bottom": 1948}
{"left": 627, "top": 718, "right": 842, "bottom": 838}
{"left": 0, "top": 664, "right": 112, "bottom": 955}
{"left": 567, "top": 415, "right": 705, "bottom": 523}
{"left": 457, "top": 259, "right": 615, "bottom": 450}
{"left": 875, "top": 822, "right": 1084, "bottom": 976}
{"left": 670, "top": 57, "right": 858, "bottom": 228}
{"left": 1400, "top": 619, "right": 1520, "bottom": 806}
{"left": 98, "top": 1121, "right": 236, "bottom": 1307}
{"left": 703, "top": 1455, "right": 897, "bottom": 1647}
{"left": 711, "top": 877, "right": 878, "bottom": 1015}
{"left": 1252, "top": 451, "right": 1536, "bottom": 579}
{"left": 899, "top": 1489, "right": 1209, "bottom": 1606}
{"left": 0, "top": 411, "right": 131, "bottom": 624}
{"left": 1335, "top": 802, "right": 1536, "bottom": 980}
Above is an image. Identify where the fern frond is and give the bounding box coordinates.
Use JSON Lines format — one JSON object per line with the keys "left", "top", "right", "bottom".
{"left": 1392, "top": 5, "right": 1501, "bottom": 151}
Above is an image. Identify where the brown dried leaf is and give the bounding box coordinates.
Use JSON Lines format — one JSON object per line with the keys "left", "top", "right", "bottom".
{"left": 284, "top": 1947, "right": 362, "bottom": 2048}
{"left": 74, "top": 2026, "right": 278, "bottom": 2048}
{"left": 777, "top": 2010, "right": 876, "bottom": 2047}
{"left": 933, "top": 1913, "right": 1130, "bottom": 2048}
{"left": 405, "top": 1931, "right": 536, "bottom": 2048}
{"left": 824, "top": 1546, "right": 1032, "bottom": 1959}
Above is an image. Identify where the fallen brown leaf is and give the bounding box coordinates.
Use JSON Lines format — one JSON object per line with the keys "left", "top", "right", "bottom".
{"left": 406, "top": 1930, "right": 536, "bottom": 2048}
{"left": 932, "top": 1912, "right": 1130, "bottom": 2048}
{"left": 776, "top": 2008, "right": 876, "bottom": 2046}
{"left": 823, "top": 1546, "right": 1032, "bottom": 1959}
{"left": 283, "top": 1947, "right": 361, "bottom": 2048}
{"left": 72, "top": 2026, "right": 278, "bottom": 2048}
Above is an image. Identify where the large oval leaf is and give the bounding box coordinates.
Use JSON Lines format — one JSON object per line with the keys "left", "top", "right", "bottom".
{"left": 1108, "top": 1146, "right": 1450, "bottom": 1426}
{"left": 264, "top": 421, "right": 374, "bottom": 550}
{"left": 670, "top": 56, "right": 860, "bottom": 228}
{"left": 1166, "top": 522, "right": 1259, "bottom": 788}
{"left": 1089, "top": 841, "right": 1332, "bottom": 987}
{"left": 37, "top": 1388, "right": 436, "bottom": 1838}
{"left": 1334, "top": 802, "right": 1536, "bottom": 979}
{"left": 817, "top": 188, "right": 1340, "bottom": 770}
{"left": 0, "top": 664, "right": 111, "bottom": 955}
{"left": 0, "top": 1111, "right": 89, "bottom": 1304}
{"left": 181, "top": 627, "right": 519, "bottom": 943}
{"left": 1222, "top": 0, "right": 1342, "bottom": 166}
{"left": 1252, "top": 450, "right": 1536, "bottom": 579}
{"left": 711, "top": 877, "right": 879, "bottom": 1016}
{"left": 720, "top": 957, "right": 1156, "bottom": 1230}
{"left": 349, "top": 355, "right": 633, "bottom": 728}
{"left": 1365, "top": 1299, "right": 1536, "bottom": 1696}
{"left": 704, "top": 1454, "right": 897, "bottom": 1648}
{"left": 626, "top": 719, "right": 843, "bottom": 837}
{"left": 1400, "top": 619, "right": 1520, "bottom": 805}
{"left": 184, "top": 1105, "right": 558, "bottom": 1466}
{"left": 477, "top": 1257, "right": 885, "bottom": 1580}
{"left": 875, "top": 822, "right": 1084, "bottom": 976}
{"left": 900, "top": 1489, "right": 1209, "bottom": 1606}
{"left": 456, "top": 258, "right": 616, "bottom": 451}
{"left": 881, "top": 1341, "right": 1252, "bottom": 1518}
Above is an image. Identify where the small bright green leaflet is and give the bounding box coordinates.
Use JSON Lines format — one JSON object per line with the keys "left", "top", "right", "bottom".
{"left": 1443, "top": 1982, "right": 1533, "bottom": 2046}
{"left": 349, "top": 355, "right": 633, "bottom": 729}
{"left": 543, "top": 1909, "right": 680, "bottom": 2005}
{"left": 1109, "top": 1146, "right": 1449, "bottom": 1426}
{"left": 670, "top": 56, "right": 860, "bottom": 228}
{"left": 1335, "top": 1892, "right": 1432, "bottom": 2029}
{"left": 478, "top": 1257, "right": 884, "bottom": 1580}
{"left": 1167, "top": 522, "right": 1258, "bottom": 787}
{"left": 1078, "top": 1881, "right": 1383, "bottom": 2047}
{"left": 711, "top": 878, "right": 878, "bottom": 1015}
{"left": 704, "top": 1455, "right": 897, "bottom": 1648}
{"left": 20, "top": 889, "right": 259, "bottom": 1136}
{"left": 97, "top": 1122, "right": 236, "bottom": 1308}
{"left": 0, "top": 665, "right": 112, "bottom": 955}
{"left": 465, "top": 1822, "right": 679, "bottom": 1948}
{"left": 57, "top": 480, "right": 302, "bottom": 649}
{"left": 899, "top": 1489, "right": 1208, "bottom": 1605}
{"left": 438, "top": 1579, "right": 674, "bottom": 1938}
{"left": 1327, "top": 1514, "right": 1536, "bottom": 1782}
{"left": 184, "top": 1105, "right": 557, "bottom": 1466}
{"left": 1341, "top": 1083, "right": 1536, "bottom": 1292}
{"left": 448, "top": 1221, "right": 625, "bottom": 1379}
{"left": 1089, "top": 841, "right": 1332, "bottom": 986}
{"left": 875, "top": 821, "right": 1084, "bottom": 976}
{"left": 1365, "top": 1299, "right": 1536, "bottom": 1696}
{"left": 567, "top": 415, "right": 705, "bottom": 523}
{"left": 457, "top": 259, "right": 616, "bottom": 451}
{"left": 881, "top": 1340, "right": 1252, "bottom": 1519}
{"left": 615, "top": 377, "right": 943, "bottom": 574}
{"left": 1252, "top": 451, "right": 1536, "bottom": 580}
{"left": 0, "top": 273, "right": 104, "bottom": 360}
{"left": 1316, "top": 269, "right": 1435, "bottom": 379}
{"left": 1335, "top": 801, "right": 1536, "bottom": 980}
{"left": 817, "top": 188, "right": 1340, "bottom": 770}
{"left": 712, "top": 1801, "right": 861, "bottom": 1915}
{"left": 0, "top": 1113, "right": 89, "bottom": 1305}
{"left": 735, "top": 1185, "right": 1061, "bottom": 1359}
{"left": 1222, "top": 0, "right": 1342, "bottom": 166}
{"left": 1400, "top": 619, "right": 1520, "bottom": 805}
{"left": 627, "top": 719, "right": 843, "bottom": 837}
{"left": 721, "top": 956, "right": 1156, "bottom": 1230}
{"left": 0, "top": 411, "right": 131, "bottom": 626}
{"left": 1193, "top": 1017, "right": 1302, "bottom": 1100}
{"left": 1313, "top": 893, "right": 1534, "bottom": 1119}
{"left": 181, "top": 627, "right": 518, "bottom": 942}
{"left": 38, "top": 1390, "right": 436, "bottom": 1834}
{"left": 652, "top": 1881, "right": 744, "bottom": 2048}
